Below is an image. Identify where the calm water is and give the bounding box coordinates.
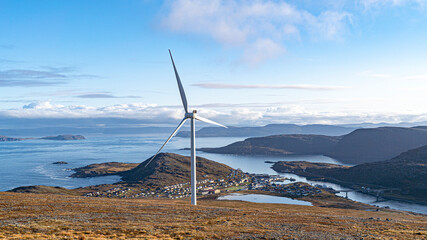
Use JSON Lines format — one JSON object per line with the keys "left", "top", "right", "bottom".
{"left": 218, "top": 193, "right": 312, "bottom": 206}
{"left": 1, "top": 135, "right": 426, "bottom": 214}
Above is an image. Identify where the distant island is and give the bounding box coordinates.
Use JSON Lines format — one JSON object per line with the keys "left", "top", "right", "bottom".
{"left": 201, "top": 126, "right": 427, "bottom": 164}
{"left": 41, "top": 135, "right": 86, "bottom": 140}
{"left": 0, "top": 136, "right": 28, "bottom": 141}
{"left": 177, "top": 123, "right": 356, "bottom": 138}
{"left": 272, "top": 144, "right": 427, "bottom": 204}
{"left": 52, "top": 161, "right": 68, "bottom": 165}
{"left": 0, "top": 134, "right": 85, "bottom": 142}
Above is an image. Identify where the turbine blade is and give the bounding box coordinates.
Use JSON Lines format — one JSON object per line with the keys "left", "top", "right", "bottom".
{"left": 195, "top": 116, "right": 228, "bottom": 128}
{"left": 169, "top": 49, "right": 189, "bottom": 114}
{"left": 144, "top": 118, "right": 188, "bottom": 167}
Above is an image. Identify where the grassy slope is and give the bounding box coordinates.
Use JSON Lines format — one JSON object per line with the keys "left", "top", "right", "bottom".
{"left": 0, "top": 192, "right": 425, "bottom": 239}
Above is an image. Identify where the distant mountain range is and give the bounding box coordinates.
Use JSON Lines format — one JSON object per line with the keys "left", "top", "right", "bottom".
{"left": 177, "top": 124, "right": 356, "bottom": 137}
{"left": 201, "top": 126, "right": 427, "bottom": 164}
{"left": 272, "top": 145, "right": 427, "bottom": 203}
{"left": 2, "top": 115, "right": 427, "bottom": 137}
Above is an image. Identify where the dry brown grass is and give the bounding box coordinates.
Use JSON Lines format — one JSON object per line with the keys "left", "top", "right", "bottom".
{"left": 0, "top": 192, "right": 426, "bottom": 239}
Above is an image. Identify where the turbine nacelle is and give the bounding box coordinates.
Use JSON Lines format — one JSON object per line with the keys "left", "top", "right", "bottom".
{"left": 185, "top": 110, "right": 197, "bottom": 119}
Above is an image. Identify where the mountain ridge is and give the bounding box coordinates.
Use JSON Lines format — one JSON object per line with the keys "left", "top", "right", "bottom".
{"left": 177, "top": 123, "right": 355, "bottom": 137}
{"left": 201, "top": 126, "right": 427, "bottom": 164}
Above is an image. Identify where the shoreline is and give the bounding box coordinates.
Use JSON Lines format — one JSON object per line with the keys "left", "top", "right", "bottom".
{"left": 271, "top": 162, "right": 427, "bottom": 207}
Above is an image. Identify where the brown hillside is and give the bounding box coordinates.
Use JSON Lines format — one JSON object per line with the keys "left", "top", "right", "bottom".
{"left": 120, "top": 153, "right": 234, "bottom": 187}
{"left": 8, "top": 185, "right": 78, "bottom": 195}
{"left": 0, "top": 192, "right": 425, "bottom": 239}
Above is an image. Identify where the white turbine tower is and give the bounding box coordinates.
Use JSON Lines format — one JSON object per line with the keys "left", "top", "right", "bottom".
{"left": 145, "top": 49, "right": 227, "bottom": 206}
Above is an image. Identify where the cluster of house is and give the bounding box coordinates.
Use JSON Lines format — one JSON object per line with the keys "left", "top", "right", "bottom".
{"left": 257, "top": 181, "right": 323, "bottom": 197}
{"left": 82, "top": 168, "right": 327, "bottom": 200}
{"left": 83, "top": 186, "right": 133, "bottom": 198}
{"left": 83, "top": 169, "right": 250, "bottom": 199}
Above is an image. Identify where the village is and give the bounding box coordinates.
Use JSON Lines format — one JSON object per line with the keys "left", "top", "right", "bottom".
{"left": 83, "top": 170, "right": 327, "bottom": 200}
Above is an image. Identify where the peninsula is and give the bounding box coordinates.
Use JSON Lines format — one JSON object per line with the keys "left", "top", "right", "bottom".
{"left": 272, "top": 144, "right": 427, "bottom": 204}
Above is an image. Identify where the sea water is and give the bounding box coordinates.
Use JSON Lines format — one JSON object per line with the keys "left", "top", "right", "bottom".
{"left": 1, "top": 135, "right": 426, "bottom": 214}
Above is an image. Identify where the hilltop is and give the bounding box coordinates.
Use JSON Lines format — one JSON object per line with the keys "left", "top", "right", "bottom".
{"left": 120, "top": 153, "right": 234, "bottom": 187}
{"left": 177, "top": 123, "right": 355, "bottom": 137}
{"left": 69, "top": 153, "right": 235, "bottom": 188}
{"left": 202, "top": 126, "right": 427, "bottom": 164}
{"left": 273, "top": 145, "right": 427, "bottom": 203}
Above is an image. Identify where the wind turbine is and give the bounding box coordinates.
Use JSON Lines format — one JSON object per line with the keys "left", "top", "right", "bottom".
{"left": 145, "top": 49, "right": 227, "bottom": 206}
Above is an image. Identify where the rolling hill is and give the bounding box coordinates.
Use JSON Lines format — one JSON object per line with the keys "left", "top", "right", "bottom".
{"left": 200, "top": 134, "right": 339, "bottom": 156}
{"left": 327, "top": 127, "right": 427, "bottom": 163}
{"left": 201, "top": 126, "right": 427, "bottom": 164}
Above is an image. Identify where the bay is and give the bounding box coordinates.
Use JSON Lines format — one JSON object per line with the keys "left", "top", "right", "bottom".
{"left": 1, "top": 135, "right": 426, "bottom": 214}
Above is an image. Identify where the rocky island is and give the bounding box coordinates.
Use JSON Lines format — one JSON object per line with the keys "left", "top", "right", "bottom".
{"left": 0, "top": 136, "right": 28, "bottom": 141}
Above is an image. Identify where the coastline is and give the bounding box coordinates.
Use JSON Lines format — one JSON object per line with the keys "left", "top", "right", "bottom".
{"left": 271, "top": 162, "right": 427, "bottom": 207}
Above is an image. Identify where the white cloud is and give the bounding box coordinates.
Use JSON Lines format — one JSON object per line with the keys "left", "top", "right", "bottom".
{"left": 243, "top": 38, "right": 285, "bottom": 66}
{"left": 161, "top": 0, "right": 351, "bottom": 65}
{"left": 193, "top": 83, "right": 347, "bottom": 90}
{"left": 359, "top": 0, "right": 427, "bottom": 8}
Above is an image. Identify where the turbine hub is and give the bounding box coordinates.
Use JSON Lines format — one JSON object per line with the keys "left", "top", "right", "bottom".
{"left": 185, "top": 110, "right": 197, "bottom": 119}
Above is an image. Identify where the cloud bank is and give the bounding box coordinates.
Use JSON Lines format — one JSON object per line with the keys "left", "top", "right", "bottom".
{"left": 2, "top": 101, "right": 426, "bottom": 126}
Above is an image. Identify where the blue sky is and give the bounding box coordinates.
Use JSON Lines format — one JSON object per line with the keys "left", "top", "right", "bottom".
{"left": 1, "top": 0, "right": 427, "bottom": 126}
